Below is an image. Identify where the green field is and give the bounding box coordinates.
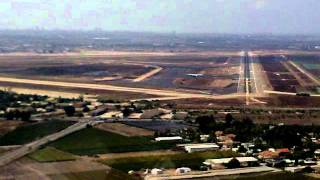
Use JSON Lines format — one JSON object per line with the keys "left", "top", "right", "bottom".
{"left": 29, "top": 147, "right": 76, "bottom": 162}
{"left": 103, "top": 151, "right": 238, "bottom": 172}
{"left": 49, "top": 169, "right": 140, "bottom": 180}
{"left": 0, "top": 120, "right": 74, "bottom": 145}
{"left": 302, "top": 63, "right": 320, "bottom": 70}
{"left": 50, "top": 128, "right": 177, "bottom": 155}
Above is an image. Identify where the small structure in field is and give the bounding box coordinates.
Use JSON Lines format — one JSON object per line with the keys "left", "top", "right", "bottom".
{"left": 155, "top": 136, "right": 183, "bottom": 142}
{"left": 175, "top": 167, "right": 191, "bottom": 174}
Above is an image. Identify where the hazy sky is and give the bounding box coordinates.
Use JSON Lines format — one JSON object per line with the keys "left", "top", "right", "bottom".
{"left": 0, "top": 0, "right": 319, "bottom": 34}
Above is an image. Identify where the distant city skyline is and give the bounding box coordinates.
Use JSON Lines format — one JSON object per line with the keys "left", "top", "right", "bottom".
{"left": 0, "top": 0, "right": 319, "bottom": 35}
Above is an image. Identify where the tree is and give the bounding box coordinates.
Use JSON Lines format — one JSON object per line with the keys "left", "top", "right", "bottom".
{"left": 238, "top": 145, "right": 247, "bottom": 153}
{"left": 195, "top": 115, "right": 216, "bottom": 133}
{"left": 122, "top": 107, "right": 132, "bottom": 117}
{"left": 226, "top": 158, "right": 241, "bottom": 169}
{"left": 225, "top": 113, "right": 234, "bottom": 126}
{"left": 20, "top": 111, "right": 31, "bottom": 121}
{"left": 64, "top": 106, "right": 75, "bottom": 117}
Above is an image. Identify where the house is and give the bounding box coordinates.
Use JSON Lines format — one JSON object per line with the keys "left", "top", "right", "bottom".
{"left": 175, "top": 167, "right": 191, "bottom": 174}
{"left": 99, "top": 111, "right": 123, "bottom": 119}
{"left": 174, "top": 112, "right": 188, "bottom": 120}
{"left": 216, "top": 132, "right": 237, "bottom": 149}
{"left": 178, "top": 143, "right": 219, "bottom": 153}
{"left": 155, "top": 136, "right": 183, "bottom": 142}
{"left": 258, "top": 148, "right": 290, "bottom": 159}
{"left": 151, "top": 168, "right": 163, "bottom": 175}
{"left": 91, "top": 107, "right": 108, "bottom": 116}
{"left": 141, "top": 108, "right": 171, "bottom": 119}
{"left": 204, "top": 157, "right": 258, "bottom": 169}
{"left": 160, "top": 113, "right": 174, "bottom": 120}
{"left": 128, "top": 113, "right": 143, "bottom": 119}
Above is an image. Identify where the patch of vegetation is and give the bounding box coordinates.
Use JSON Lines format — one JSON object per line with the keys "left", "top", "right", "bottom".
{"left": 50, "top": 128, "right": 177, "bottom": 155}
{"left": 97, "top": 95, "right": 122, "bottom": 103}
{"left": 102, "top": 151, "right": 238, "bottom": 172}
{"left": 49, "top": 169, "right": 140, "bottom": 180}
{"left": 28, "top": 147, "right": 76, "bottom": 162}
{"left": 0, "top": 120, "right": 74, "bottom": 145}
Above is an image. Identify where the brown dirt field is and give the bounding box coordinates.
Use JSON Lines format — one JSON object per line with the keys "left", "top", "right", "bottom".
{"left": 200, "top": 66, "right": 239, "bottom": 76}
{"left": 0, "top": 120, "right": 24, "bottom": 136}
{"left": 174, "top": 78, "right": 234, "bottom": 89}
{"left": 98, "top": 150, "right": 179, "bottom": 160}
{"left": 95, "top": 123, "right": 154, "bottom": 137}
{"left": 0, "top": 157, "right": 110, "bottom": 179}
{"left": 210, "top": 79, "right": 235, "bottom": 88}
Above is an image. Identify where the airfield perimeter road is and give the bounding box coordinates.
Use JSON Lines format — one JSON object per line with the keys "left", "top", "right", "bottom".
{"left": 0, "top": 120, "right": 98, "bottom": 167}
{"left": 0, "top": 76, "right": 246, "bottom": 100}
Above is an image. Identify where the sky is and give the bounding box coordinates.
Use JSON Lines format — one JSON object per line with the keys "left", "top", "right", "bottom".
{"left": 0, "top": 0, "right": 319, "bottom": 34}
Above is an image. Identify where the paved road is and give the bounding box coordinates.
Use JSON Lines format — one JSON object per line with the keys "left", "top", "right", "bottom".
{"left": 145, "top": 166, "right": 279, "bottom": 180}
{"left": 0, "top": 120, "right": 97, "bottom": 167}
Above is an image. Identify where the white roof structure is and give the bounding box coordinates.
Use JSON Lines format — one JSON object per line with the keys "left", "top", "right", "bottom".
{"left": 99, "top": 111, "right": 123, "bottom": 119}
{"left": 155, "top": 136, "right": 183, "bottom": 142}
{"left": 204, "top": 157, "right": 258, "bottom": 165}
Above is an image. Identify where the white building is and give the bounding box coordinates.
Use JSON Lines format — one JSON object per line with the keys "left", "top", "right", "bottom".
{"left": 155, "top": 136, "right": 183, "bottom": 142}
{"left": 178, "top": 143, "right": 219, "bottom": 153}
{"left": 151, "top": 168, "right": 163, "bottom": 175}
{"left": 204, "top": 157, "right": 258, "bottom": 168}
{"left": 175, "top": 167, "right": 191, "bottom": 174}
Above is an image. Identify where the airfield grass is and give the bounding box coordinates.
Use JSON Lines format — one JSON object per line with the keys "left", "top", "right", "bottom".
{"left": 102, "top": 151, "right": 238, "bottom": 172}
{"left": 49, "top": 169, "right": 140, "bottom": 180}
{"left": 302, "top": 63, "right": 320, "bottom": 70}
{"left": 50, "top": 127, "right": 177, "bottom": 155}
{"left": 28, "top": 147, "right": 76, "bottom": 162}
{"left": 0, "top": 120, "right": 74, "bottom": 145}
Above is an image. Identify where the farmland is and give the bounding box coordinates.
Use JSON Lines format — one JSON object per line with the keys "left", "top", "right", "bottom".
{"left": 0, "top": 120, "right": 74, "bottom": 145}
{"left": 50, "top": 127, "right": 178, "bottom": 155}
{"left": 102, "top": 151, "right": 238, "bottom": 172}
{"left": 28, "top": 147, "right": 76, "bottom": 162}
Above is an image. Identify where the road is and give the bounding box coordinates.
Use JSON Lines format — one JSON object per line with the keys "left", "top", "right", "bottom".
{"left": 0, "top": 76, "right": 245, "bottom": 100}
{"left": 145, "top": 166, "right": 278, "bottom": 180}
{"left": 0, "top": 120, "right": 97, "bottom": 167}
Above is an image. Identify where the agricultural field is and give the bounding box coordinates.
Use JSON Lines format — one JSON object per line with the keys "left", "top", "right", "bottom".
{"left": 102, "top": 151, "right": 238, "bottom": 172}
{"left": 50, "top": 127, "right": 178, "bottom": 155}
{"left": 0, "top": 120, "right": 74, "bottom": 145}
{"left": 0, "top": 120, "right": 24, "bottom": 136}
{"left": 49, "top": 169, "right": 139, "bottom": 180}
{"left": 28, "top": 147, "right": 76, "bottom": 162}
{"left": 95, "top": 123, "right": 154, "bottom": 137}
